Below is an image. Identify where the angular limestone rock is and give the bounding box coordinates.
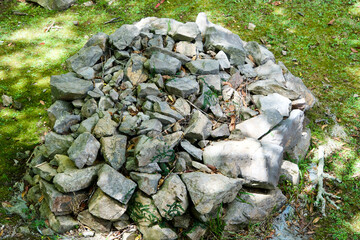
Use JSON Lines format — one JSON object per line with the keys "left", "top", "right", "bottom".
{"left": 66, "top": 46, "right": 103, "bottom": 72}
{"left": 184, "top": 110, "right": 212, "bottom": 141}
{"left": 129, "top": 191, "right": 162, "bottom": 226}
{"left": 257, "top": 93, "right": 292, "bottom": 117}
{"left": 280, "top": 160, "right": 300, "bottom": 185}
{"left": 78, "top": 210, "right": 112, "bottom": 232}
{"left": 130, "top": 172, "right": 162, "bottom": 196}
{"left": 68, "top": 132, "right": 100, "bottom": 169}
{"left": 110, "top": 24, "right": 140, "bottom": 50}
{"left": 100, "top": 135, "right": 127, "bottom": 170}
{"left": 148, "top": 52, "right": 182, "bottom": 75}
{"left": 125, "top": 54, "right": 148, "bottom": 85}
{"left": 93, "top": 114, "right": 118, "bottom": 138}
{"left": 186, "top": 59, "right": 220, "bottom": 75}
{"left": 139, "top": 224, "right": 178, "bottom": 240}
{"left": 165, "top": 77, "right": 199, "bottom": 98}
{"left": 44, "top": 132, "right": 74, "bottom": 158}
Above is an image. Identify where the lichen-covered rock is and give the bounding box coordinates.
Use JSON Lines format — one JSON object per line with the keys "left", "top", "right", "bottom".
{"left": 148, "top": 52, "right": 182, "bottom": 75}
{"left": 130, "top": 172, "right": 162, "bottom": 196}
{"left": 66, "top": 46, "right": 103, "bottom": 72}
{"left": 44, "top": 132, "right": 74, "bottom": 158}
{"left": 100, "top": 135, "right": 127, "bottom": 170}
{"left": 110, "top": 24, "right": 140, "bottom": 51}
{"left": 129, "top": 191, "right": 162, "bottom": 226}
{"left": 165, "top": 77, "right": 199, "bottom": 98}
{"left": 93, "top": 114, "right": 118, "bottom": 138}
{"left": 77, "top": 210, "right": 112, "bottom": 232}
{"left": 184, "top": 110, "right": 212, "bottom": 141}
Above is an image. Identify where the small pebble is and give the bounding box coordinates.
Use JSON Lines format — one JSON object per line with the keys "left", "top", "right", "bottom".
{"left": 248, "top": 23, "right": 256, "bottom": 31}
{"left": 73, "top": 21, "right": 79, "bottom": 26}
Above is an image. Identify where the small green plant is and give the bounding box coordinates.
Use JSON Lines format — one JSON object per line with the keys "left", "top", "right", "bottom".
{"left": 163, "top": 200, "right": 184, "bottom": 219}
{"left": 130, "top": 201, "right": 161, "bottom": 225}
{"left": 207, "top": 204, "right": 226, "bottom": 239}
{"left": 151, "top": 144, "right": 175, "bottom": 164}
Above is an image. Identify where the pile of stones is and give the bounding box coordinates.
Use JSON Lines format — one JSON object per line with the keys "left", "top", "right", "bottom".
{"left": 24, "top": 13, "right": 316, "bottom": 239}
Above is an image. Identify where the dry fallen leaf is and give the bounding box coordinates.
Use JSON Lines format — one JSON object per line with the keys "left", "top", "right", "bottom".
{"left": 328, "top": 19, "right": 335, "bottom": 25}
{"left": 272, "top": 1, "right": 282, "bottom": 6}
{"left": 229, "top": 115, "right": 236, "bottom": 131}
{"left": 248, "top": 54, "right": 255, "bottom": 64}
{"left": 313, "top": 217, "right": 321, "bottom": 224}
{"left": 40, "top": 100, "right": 45, "bottom": 105}
{"left": 222, "top": 82, "right": 233, "bottom": 88}
{"left": 351, "top": 48, "right": 358, "bottom": 53}
{"left": 228, "top": 105, "right": 235, "bottom": 112}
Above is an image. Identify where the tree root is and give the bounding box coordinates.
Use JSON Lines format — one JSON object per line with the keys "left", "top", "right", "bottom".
{"left": 314, "top": 146, "right": 341, "bottom": 216}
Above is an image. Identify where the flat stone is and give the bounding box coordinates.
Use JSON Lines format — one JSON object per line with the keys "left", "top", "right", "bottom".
{"left": 125, "top": 54, "right": 148, "bottom": 85}
{"left": 173, "top": 22, "right": 200, "bottom": 41}
{"left": 98, "top": 96, "right": 114, "bottom": 111}
{"left": 152, "top": 174, "right": 188, "bottom": 220}
{"left": 47, "top": 100, "right": 73, "bottom": 128}
{"left": 184, "top": 110, "right": 212, "bottom": 141}
{"left": 119, "top": 113, "right": 139, "bottom": 136}
{"left": 129, "top": 191, "right": 162, "bottom": 226}
{"left": 53, "top": 114, "right": 81, "bottom": 134}
{"left": 33, "top": 162, "right": 57, "bottom": 181}
{"left": 248, "top": 79, "right": 300, "bottom": 100}
{"left": 76, "top": 66, "right": 95, "bottom": 80}
{"left": 148, "top": 34, "right": 163, "bottom": 48}
{"left": 66, "top": 46, "right": 103, "bottom": 72}
{"left": 181, "top": 172, "right": 243, "bottom": 215}
{"left": 67, "top": 132, "right": 100, "bottom": 169}
{"left": 180, "top": 140, "right": 202, "bottom": 161}
{"left": 148, "top": 112, "right": 176, "bottom": 126}
{"left": 139, "top": 224, "right": 177, "bottom": 240}
{"left": 185, "top": 223, "right": 208, "bottom": 240}
{"left": 77, "top": 113, "right": 99, "bottom": 134}
{"left": 210, "top": 124, "right": 230, "bottom": 138}
{"left": 198, "top": 74, "right": 222, "bottom": 93}
{"left": 53, "top": 165, "right": 101, "bottom": 193}
{"left": 173, "top": 98, "right": 191, "bottom": 117}
{"left": 54, "top": 154, "right": 77, "bottom": 173}
{"left": 50, "top": 72, "right": 94, "bottom": 101}
{"left": 148, "top": 52, "right": 182, "bottom": 75}
{"left": 255, "top": 60, "right": 285, "bottom": 83}
{"left": 163, "top": 131, "right": 183, "bottom": 149}
{"left": 238, "top": 63, "right": 257, "bottom": 78}
{"left": 153, "top": 101, "right": 184, "bottom": 120}
{"left": 109, "top": 24, "right": 140, "bottom": 50}
{"left": 175, "top": 41, "right": 197, "bottom": 57}
{"left": 287, "top": 128, "right": 311, "bottom": 162}
{"left": 165, "top": 77, "right": 199, "bottom": 98}
{"left": 130, "top": 172, "right": 162, "bottom": 196}
{"left": 93, "top": 114, "right": 118, "bottom": 138}
{"left": 203, "top": 139, "right": 284, "bottom": 189}
{"left": 81, "top": 98, "right": 98, "bottom": 119}
{"left": 137, "top": 83, "right": 160, "bottom": 98}
{"left": 186, "top": 59, "right": 219, "bottom": 75}
{"left": 257, "top": 93, "right": 292, "bottom": 117}
{"left": 44, "top": 132, "right": 74, "bottom": 158}
{"left": 100, "top": 135, "right": 127, "bottom": 170}
{"left": 235, "top": 109, "right": 283, "bottom": 139}
{"left": 135, "top": 135, "right": 171, "bottom": 167}
{"left": 88, "top": 188, "right": 127, "bottom": 221}
{"left": 145, "top": 46, "right": 191, "bottom": 65}
{"left": 97, "top": 164, "right": 137, "bottom": 204}
{"left": 77, "top": 210, "right": 112, "bottom": 232}
{"left": 215, "top": 50, "right": 231, "bottom": 70}
{"left": 191, "top": 161, "right": 212, "bottom": 173}
{"left": 84, "top": 32, "right": 109, "bottom": 51}
{"left": 137, "top": 119, "right": 162, "bottom": 135}
{"left": 280, "top": 161, "right": 300, "bottom": 185}
{"left": 29, "top": 0, "right": 77, "bottom": 10}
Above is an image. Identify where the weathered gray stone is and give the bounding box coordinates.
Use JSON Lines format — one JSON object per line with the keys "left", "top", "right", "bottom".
{"left": 67, "top": 132, "right": 100, "bottom": 169}
{"left": 261, "top": 109, "right": 304, "bottom": 152}
{"left": 148, "top": 34, "right": 163, "bottom": 48}
{"left": 72, "top": 99, "right": 84, "bottom": 108}
{"left": 129, "top": 191, "right": 162, "bottom": 226}
{"left": 47, "top": 100, "right": 73, "bottom": 128}
{"left": 184, "top": 110, "right": 212, "bottom": 141}
{"left": 53, "top": 165, "right": 100, "bottom": 193}
{"left": 163, "top": 131, "right": 183, "bottom": 149}
{"left": 88, "top": 87, "right": 105, "bottom": 99}
{"left": 77, "top": 210, "right": 112, "bottom": 232}
{"left": 138, "top": 119, "right": 162, "bottom": 135}
{"left": 287, "top": 127, "right": 311, "bottom": 162}
{"left": 153, "top": 101, "right": 184, "bottom": 120}
{"left": 152, "top": 174, "right": 188, "bottom": 220}
{"left": 98, "top": 96, "right": 114, "bottom": 111}
{"left": 165, "top": 77, "right": 199, "bottom": 98}
{"left": 100, "top": 135, "right": 127, "bottom": 170}
{"left": 125, "top": 54, "right": 148, "bottom": 85}
{"left": 248, "top": 79, "right": 300, "bottom": 100}
{"left": 26, "top": 185, "right": 42, "bottom": 203}
{"left": 181, "top": 172, "right": 243, "bottom": 215}
{"left": 126, "top": 157, "right": 162, "bottom": 174}
{"left": 76, "top": 66, "right": 95, "bottom": 80}
{"left": 175, "top": 41, "right": 197, "bottom": 57}
{"left": 88, "top": 188, "right": 127, "bottom": 221}
{"left": 93, "top": 114, "right": 118, "bottom": 138}
{"left": 173, "top": 22, "right": 200, "bottom": 41}
{"left": 77, "top": 113, "right": 99, "bottom": 134}
{"left": 235, "top": 109, "right": 283, "bottom": 139}
{"left": 185, "top": 223, "right": 208, "bottom": 240}
{"left": 148, "top": 52, "right": 182, "bottom": 75}
{"left": 51, "top": 72, "right": 94, "bottom": 101}
{"left": 135, "top": 135, "right": 170, "bottom": 167}
{"left": 238, "top": 63, "right": 257, "bottom": 78}
{"left": 215, "top": 50, "right": 231, "bottom": 70}
{"left": 244, "top": 41, "right": 262, "bottom": 66}
{"left": 97, "top": 164, "right": 137, "bottom": 204}
{"left": 29, "top": 0, "right": 76, "bottom": 11}
{"left": 224, "top": 188, "right": 286, "bottom": 231}
{"left": 203, "top": 139, "right": 284, "bottom": 189}
{"left": 33, "top": 162, "right": 57, "bottom": 181}
{"left": 255, "top": 60, "right": 285, "bottom": 83}
{"left": 119, "top": 113, "right": 139, "bottom": 136}
{"left": 66, "top": 46, "right": 103, "bottom": 72}
{"left": 81, "top": 98, "right": 98, "bottom": 119}
{"left": 198, "top": 74, "right": 222, "bottom": 93}
{"left": 148, "top": 112, "right": 176, "bottom": 125}
{"left": 180, "top": 140, "right": 202, "bottom": 161}
{"left": 173, "top": 98, "right": 191, "bottom": 117}
{"left": 139, "top": 224, "right": 178, "bottom": 240}
{"left": 257, "top": 93, "right": 292, "bottom": 117}
{"left": 210, "top": 124, "right": 230, "bottom": 138}
{"left": 145, "top": 46, "right": 191, "bottom": 65}
{"left": 44, "top": 132, "right": 74, "bottom": 158}
{"left": 280, "top": 161, "right": 300, "bottom": 185}
{"left": 110, "top": 24, "right": 140, "bottom": 50}
{"left": 84, "top": 32, "right": 109, "bottom": 51}
{"left": 54, "top": 154, "right": 77, "bottom": 173}
{"left": 191, "top": 161, "right": 212, "bottom": 173}
{"left": 130, "top": 172, "right": 162, "bottom": 196}
{"left": 204, "top": 26, "right": 246, "bottom": 65}
{"left": 137, "top": 83, "right": 160, "bottom": 98}
{"left": 53, "top": 114, "right": 81, "bottom": 134}
{"left": 186, "top": 59, "right": 219, "bottom": 75}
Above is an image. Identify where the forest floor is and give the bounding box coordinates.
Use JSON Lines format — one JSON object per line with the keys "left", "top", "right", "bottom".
{"left": 0, "top": 0, "right": 360, "bottom": 239}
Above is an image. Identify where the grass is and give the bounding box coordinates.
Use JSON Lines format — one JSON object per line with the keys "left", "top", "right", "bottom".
{"left": 0, "top": 0, "right": 359, "bottom": 238}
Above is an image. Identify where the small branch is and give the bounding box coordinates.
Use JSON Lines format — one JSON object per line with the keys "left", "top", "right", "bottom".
{"left": 104, "top": 17, "right": 122, "bottom": 24}
{"left": 44, "top": 21, "right": 55, "bottom": 33}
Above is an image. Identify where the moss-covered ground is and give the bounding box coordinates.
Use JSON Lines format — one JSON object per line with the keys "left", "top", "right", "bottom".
{"left": 0, "top": 0, "right": 359, "bottom": 238}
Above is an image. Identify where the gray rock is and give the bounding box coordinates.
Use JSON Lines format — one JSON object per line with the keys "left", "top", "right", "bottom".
{"left": 113, "top": 219, "right": 130, "bottom": 231}
{"left": 184, "top": 110, "right": 212, "bottom": 141}
{"left": 77, "top": 210, "right": 112, "bottom": 232}
{"left": 76, "top": 66, "right": 95, "bottom": 80}
{"left": 209, "top": 104, "right": 226, "bottom": 120}
{"left": 98, "top": 96, "right": 114, "bottom": 111}
{"left": 173, "top": 22, "right": 200, "bottom": 41}
{"left": 172, "top": 214, "right": 191, "bottom": 229}
{"left": 53, "top": 114, "right": 81, "bottom": 134}
{"left": 126, "top": 157, "right": 162, "bottom": 174}
{"left": 186, "top": 59, "right": 219, "bottom": 75}
{"left": 26, "top": 185, "right": 42, "bottom": 203}
{"left": 235, "top": 109, "right": 283, "bottom": 139}
{"left": 110, "top": 24, "right": 140, "bottom": 50}
{"left": 1, "top": 94, "right": 12, "bottom": 107}
{"left": 181, "top": 172, "right": 243, "bottom": 215}
{"left": 50, "top": 72, "right": 94, "bottom": 101}
{"left": 145, "top": 46, "right": 191, "bottom": 65}
{"left": 138, "top": 119, "right": 162, "bottom": 135}
{"left": 203, "top": 139, "right": 284, "bottom": 189}
{"left": 100, "top": 135, "right": 127, "bottom": 170}
{"left": 191, "top": 161, "right": 212, "bottom": 173}
{"left": 68, "top": 132, "right": 100, "bottom": 169}
{"left": 222, "top": 85, "right": 234, "bottom": 101}
{"left": 186, "top": 223, "right": 208, "bottom": 240}
{"left": 48, "top": 100, "right": 73, "bottom": 128}
{"left": 153, "top": 101, "right": 184, "bottom": 120}
{"left": 115, "top": 50, "right": 130, "bottom": 60}
{"left": 165, "top": 77, "right": 199, "bottom": 98}
{"left": 137, "top": 83, "right": 160, "bottom": 98}
{"left": 248, "top": 79, "right": 300, "bottom": 100}
{"left": 224, "top": 189, "right": 286, "bottom": 231}
{"left": 119, "top": 114, "right": 139, "bottom": 136}
{"left": 53, "top": 165, "right": 100, "bottom": 193}
{"left": 150, "top": 74, "right": 164, "bottom": 88}
{"left": 135, "top": 135, "right": 171, "bottom": 167}
{"left": 130, "top": 172, "right": 162, "bottom": 196}
{"left": 152, "top": 174, "right": 188, "bottom": 220}
{"left": 210, "top": 124, "right": 230, "bottom": 138}
{"left": 173, "top": 98, "right": 191, "bottom": 117}
{"left": 287, "top": 127, "right": 311, "bottom": 162}
{"left": 261, "top": 109, "right": 304, "bottom": 152}
{"left": 93, "top": 114, "right": 118, "bottom": 138}
{"left": 33, "top": 162, "right": 57, "bottom": 181}
{"left": 129, "top": 191, "right": 162, "bottom": 226}
{"left": 238, "top": 63, "right": 257, "bottom": 78}
{"left": 195, "top": 12, "right": 212, "bottom": 37}
{"left": 280, "top": 161, "right": 300, "bottom": 185}
{"left": 180, "top": 140, "right": 202, "bottom": 161}
{"left": 148, "top": 34, "right": 164, "bottom": 48}
{"left": 54, "top": 154, "right": 77, "bottom": 173}
{"left": 78, "top": 113, "right": 99, "bottom": 134}
{"left": 139, "top": 224, "right": 178, "bottom": 240}
{"left": 44, "top": 132, "right": 74, "bottom": 158}
{"left": 204, "top": 26, "right": 246, "bottom": 65}
{"left": 81, "top": 98, "right": 98, "bottom": 119}
{"left": 72, "top": 99, "right": 84, "bottom": 108}
{"left": 88, "top": 87, "right": 105, "bottom": 99}
{"left": 148, "top": 112, "right": 176, "bottom": 125}
{"left": 148, "top": 52, "right": 182, "bottom": 75}
{"left": 125, "top": 54, "right": 148, "bottom": 85}
{"left": 163, "top": 131, "right": 183, "bottom": 149}
{"left": 198, "top": 74, "right": 222, "bottom": 93}
{"left": 255, "top": 60, "right": 285, "bottom": 83}
{"left": 66, "top": 46, "right": 103, "bottom": 72}
{"left": 215, "top": 50, "right": 231, "bottom": 70}
{"left": 97, "top": 164, "right": 137, "bottom": 204}
{"left": 88, "top": 188, "right": 127, "bottom": 221}
{"left": 29, "top": 0, "right": 76, "bottom": 10}
{"left": 84, "top": 32, "right": 109, "bottom": 51}
{"left": 257, "top": 93, "right": 292, "bottom": 117}
{"left": 175, "top": 41, "right": 197, "bottom": 57}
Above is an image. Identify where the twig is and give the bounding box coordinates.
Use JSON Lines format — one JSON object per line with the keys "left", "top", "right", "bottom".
{"left": 44, "top": 21, "right": 55, "bottom": 33}
{"left": 104, "top": 17, "right": 122, "bottom": 24}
